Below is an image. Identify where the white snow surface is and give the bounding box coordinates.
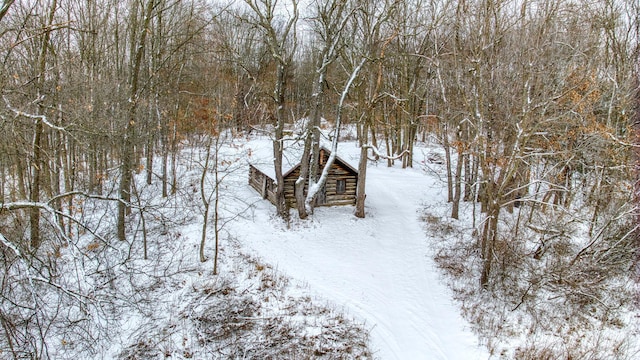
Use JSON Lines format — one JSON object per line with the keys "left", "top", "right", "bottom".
{"left": 233, "top": 139, "right": 488, "bottom": 360}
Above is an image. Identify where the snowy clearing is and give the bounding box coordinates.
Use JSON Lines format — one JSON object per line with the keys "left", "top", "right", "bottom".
{"left": 231, "top": 139, "right": 488, "bottom": 360}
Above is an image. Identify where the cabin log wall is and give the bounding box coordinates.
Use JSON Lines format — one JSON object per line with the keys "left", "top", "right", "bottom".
{"left": 248, "top": 148, "right": 358, "bottom": 209}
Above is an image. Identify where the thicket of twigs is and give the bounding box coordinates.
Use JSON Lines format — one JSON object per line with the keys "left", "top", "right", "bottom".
{"left": 423, "top": 198, "right": 639, "bottom": 359}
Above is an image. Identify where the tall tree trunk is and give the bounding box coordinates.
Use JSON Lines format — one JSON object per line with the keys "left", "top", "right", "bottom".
{"left": 355, "top": 140, "right": 368, "bottom": 218}
{"left": 480, "top": 201, "right": 499, "bottom": 289}
{"left": 303, "top": 0, "right": 352, "bottom": 198}
{"left": 443, "top": 123, "right": 453, "bottom": 202}
{"left": 212, "top": 141, "right": 221, "bottom": 275}
{"left": 200, "top": 138, "right": 213, "bottom": 263}
{"left": 145, "top": 134, "right": 154, "bottom": 185}
{"left": 234, "top": 75, "right": 251, "bottom": 132}
{"left": 16, "top": 154, "right": 27, "bottom": 200}
{"left": 273, "top": 63, "right": 289, "bottom": 222}
{"left": 63, "top": 133, "right": 75, "bottom": 235}
{"left": 165, "top": 63, "right": 184, "bottom": 197}
{"left": 295, "top": 71, "right": 324, "bottom": 219}
{"left": 244, "top": 0, "right": 298, "bottom": 222}
{"left": 52, "top": 128, "right": 64, "bottom": 232}
{"left": 451, "top": 143, "right": 464, "bottom": 219}
{"left": 161, "top": 132, "right": 169, "bottom": 198}
{"left": 170, "top": 121, "right": 178, "bottom": 195}
{"left": 118, "top": 0, "right": 156, "bottom": 241}
{"left": 463, "top": 153, "right": 473, "bottom": 201}
{"left": 305, "top": 58, "right": 366, "bottom": 211}
{"left": 30, "top": 0, "right": 58, "bottom": 250}
{"left": 30, "top": 119, "right": 43, "bottom": 250}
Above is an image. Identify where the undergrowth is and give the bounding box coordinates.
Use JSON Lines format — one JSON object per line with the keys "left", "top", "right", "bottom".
{"left": 118, "top": 242, "right": 373, "bottom": 360}
{"left": 422, "top": 203, "right": 640, "bottom": 360}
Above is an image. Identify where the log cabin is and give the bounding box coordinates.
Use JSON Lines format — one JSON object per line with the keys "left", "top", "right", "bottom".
{"left": 248, "top": 147, "right": 358, "bottom": 208}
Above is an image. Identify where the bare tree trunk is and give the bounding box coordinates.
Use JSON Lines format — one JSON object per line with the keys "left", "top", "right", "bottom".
{"left": 170, "top": 121, "right": 178, "bottom": 195}
{"left": 30, "top": 0, "right": 58, "bottom": 250}
{"left": 355, "top": 142, "right": 368, "bottom": 218}
{"left": 161, "top": 135, "right": 169, "bottom": 197}
{"left": 30, "top": 119, "right": 43, "bottom": 250}
{"left": 451, "top": 143, "right": 464, "bottom": 219}
{"left": 443, "top": 123, "right": 453, "bottom": 203}
{"left": 145, "top": 134, "right": 154, "bottom": 185}
{"left": 16, "top": 155, "right": 27, "bottom": 200}
{"left": 296, "top": 0, "right": 350, "bottom": 217}
{"left": 118, "top": 0, "right": 156, "bottom": 240}
{"left": 212, "top": 144, "right": 221, "bottom": 275}
{"left": 52, "top": 127, "right": 65, "bottom": 232}
{"left": 295, "top": 71, "right": 324, "bottom": 218}
{"left": 305, "top": 58, "right": 366, "bottom": 210}
{"left": 200, "top": 138, "right": 213, "bottom": 263}
{"left": 480, "top": 201, "right": 499, "bottom": 289}
{"left": 244, "top": 0, "right": 298, "bottom": 222}
{"left": 384, "top": 121, "right": 393, "bottom": 167}
{"left": 63, "top": 134, "right": 76, "bottom": 235}
{"left": 463, "top": 152, "right": 473, "bottom": 201}
{"left": 273, "top": 62, "right": 290, "bottom": 222}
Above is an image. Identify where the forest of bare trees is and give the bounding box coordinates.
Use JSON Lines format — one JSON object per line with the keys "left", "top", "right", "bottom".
{"left": 0, "top": 0, "right": 638, "bottom": 358}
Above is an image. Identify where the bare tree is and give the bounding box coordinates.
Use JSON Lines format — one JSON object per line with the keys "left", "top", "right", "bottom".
{"left": 351, "top": 0, "right": 400, "bottom": 218}
{"left": 199, "top": 135, "right": 216, "bottom": 264}
{"left": 305, "top": 58, "right": 366, "bottom": 210}
{"left": 294, "top": 0, "right": 354, "bottom": 218}
{"left": 243, "top": 0, "right": 298, "bottom": 221}
{"left": 117, "top": 0, "right": 157, "bottom": 241}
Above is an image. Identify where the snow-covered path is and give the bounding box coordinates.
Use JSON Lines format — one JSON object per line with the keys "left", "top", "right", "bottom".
{"left": 235, "top": 144, "right": 488, "bottom": 359}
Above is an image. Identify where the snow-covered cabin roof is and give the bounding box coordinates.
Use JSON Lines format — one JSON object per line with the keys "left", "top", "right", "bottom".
{"left": 249, "top": 144, "right": 357, "bottom": 181}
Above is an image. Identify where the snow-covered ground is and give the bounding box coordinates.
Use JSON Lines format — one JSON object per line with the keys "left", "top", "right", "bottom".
{"left": 231, "top": 139, "right": 488, "bottom": 359}
{"left": 7, "top": 134, "right": 636, "bottom": 359}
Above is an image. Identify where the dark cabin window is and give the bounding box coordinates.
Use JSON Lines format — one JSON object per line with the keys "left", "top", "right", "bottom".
{"left": 336, "top": 179, "right": 346, "bottom": 194}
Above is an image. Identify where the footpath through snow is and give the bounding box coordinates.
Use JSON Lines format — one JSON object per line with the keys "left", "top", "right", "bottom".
{"left": 233, "top": 142, "right": 488, "bottom": 360}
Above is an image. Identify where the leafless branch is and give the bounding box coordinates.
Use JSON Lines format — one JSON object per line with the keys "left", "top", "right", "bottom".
{"left": 3, "top": 95, "right": 67, "bottom": 131}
